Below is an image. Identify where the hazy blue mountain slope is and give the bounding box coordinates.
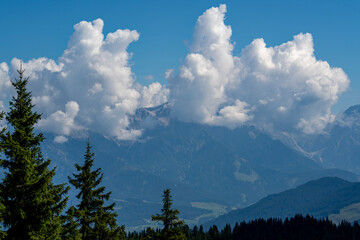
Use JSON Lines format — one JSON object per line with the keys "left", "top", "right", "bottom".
{"left": 294, "top": 105, "right": 360, "bottom": 174}
{"left": 205, "top": 177, "right": 360, "bottom": 228}
{"left": 40, "top": 105, "right": 359, "bottom": 228}
{"left": 120, "top": 120, "right": 358, "bottom": 204}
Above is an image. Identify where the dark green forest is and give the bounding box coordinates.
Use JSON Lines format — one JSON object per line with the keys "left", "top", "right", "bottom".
{"left": 128, "top": 215, "right": 360, "bottom": 240}
{"left": 0, "top": 67, "right": 359, "bottom": 239}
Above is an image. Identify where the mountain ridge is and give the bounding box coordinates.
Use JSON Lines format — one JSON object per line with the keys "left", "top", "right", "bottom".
{"left": 40, "top": 104, "right": 360, "bottom": 228}
{"left": 205, "top": 177, "right": 360, "bottom": 229}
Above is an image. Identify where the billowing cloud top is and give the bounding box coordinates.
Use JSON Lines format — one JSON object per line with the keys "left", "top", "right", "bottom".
{"left": 168, "top": 4, "right": 349, "bottom": 135}
{"left": 0, "top": 5, "right": 350, "bottom": 142}
{"left": 2, "top": 19, "right": 169, "bottom": 142}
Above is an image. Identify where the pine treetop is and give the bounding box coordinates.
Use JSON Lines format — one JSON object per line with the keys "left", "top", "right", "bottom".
{"left": 152, "top": 189, "right": 186, "bottom": 240}
{"left": 0, "top": 66, "right": 69, "bottom": 240}
{"left": 69, "top": 140, "right": 124, "bottom": 240}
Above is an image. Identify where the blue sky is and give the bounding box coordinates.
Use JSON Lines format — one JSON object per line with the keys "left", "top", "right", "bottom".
{"left": 0, "top": 0, "right": 359, "bottom": 141}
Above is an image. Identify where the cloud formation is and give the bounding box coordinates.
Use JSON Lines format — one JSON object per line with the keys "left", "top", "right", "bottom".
{"left": 3, "top": 19, "right": 169, "bottom": 142}
{"left": 0, "top": 63, "right": 11, "bottom": 109}
{"left": 36, "top": 101, "right": 81, "bottom": 142}
{"left": 0, "top": 5, "right": 350, "bottom": 141}
{"left": 168, "top": 4, "right": 349, "bottom": 135}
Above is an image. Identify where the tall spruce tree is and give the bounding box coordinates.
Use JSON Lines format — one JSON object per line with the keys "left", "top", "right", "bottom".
{"left": 69, "top": 140, "right": 124, "bottom": 240}
{"left": 151, "top": 189, "right": 186, "bottom": 240}
{"left": 0, "top": 113, "right": 6, "bottom": 240}
{"left": 0, "top": 66, "right": 69, "bottom": 239}
{"left": 60, "top": 206, "right": 81, "bottom": 240}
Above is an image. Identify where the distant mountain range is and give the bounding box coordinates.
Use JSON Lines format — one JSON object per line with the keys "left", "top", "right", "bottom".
{"left": 290, "top": 104, "right": 360, "bottom": 174}
{"left": 205, "top": 177, "right": 360, "bottom": 229}
{"left": 41, "top": 104, "right": 360, "bottom": 229}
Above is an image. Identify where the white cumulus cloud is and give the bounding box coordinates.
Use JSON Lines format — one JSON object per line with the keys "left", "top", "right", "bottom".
{"left": 0, "top": 5, "right": 350, "bottom": 140}
{"left": 37, "top": 101, "right": 81, "bottom": 137}
{"left": 6, "top": 19, "right": 168, "bottom": 141}
{"left": 168, "top": 4, "right": 349, "bottom": 135}
{"left": 169, "top": 5, "right": 247, "bottom": 126}
{"left": 139, "top": 82, "right": 169, "bottom": 108}
{"left": 0, "top": 63, "right": 12, "bottom": 107}
{"left": 236, "top": 32, "right": 348, "bottom": 134}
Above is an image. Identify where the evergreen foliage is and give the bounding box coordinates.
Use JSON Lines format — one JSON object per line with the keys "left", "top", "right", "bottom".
{"left": 0, "top": 66, "right": 69, "bottom": 240}
{"left": 128, "top": 215, "right": 360, "bottom": 240}
{"left": 0, "top": 113, "right": 6, "bottom": 240}
{"left": 61, "top": 206, "right": 81, "bottom": 240}
{"left": 151, "top": 189, "right": 186, "bottom": 240}
{"left": 69, "top": 140, "right": 125, "bottom": 240}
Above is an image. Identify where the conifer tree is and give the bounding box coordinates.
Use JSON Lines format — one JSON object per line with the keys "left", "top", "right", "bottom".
{"left": 0, "top": 113, "right": 6, "bottom": 240}
{"left": 61, "top": 206, "right": 81, "bottom": 240}
{"left": 0, "top": 66, "right": 69, "bottom": 239}
{"left": 151, "top": 189, "right": 186, "bottom": 240}
{"left": 0, "top": 204, "right": 5, "bottom": 240}
{"left": 69, "top": 140, "right": 124, "bottom": 240}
